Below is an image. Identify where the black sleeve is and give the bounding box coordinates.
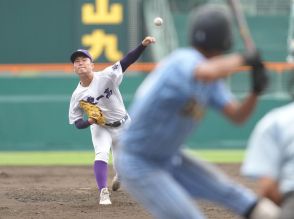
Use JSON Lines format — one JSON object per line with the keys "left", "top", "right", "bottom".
{"left": 74, "top": 119, "right": 91, "bottom": 129}
{"left": 120, "top": 43, "right": 146, "bottom": 72}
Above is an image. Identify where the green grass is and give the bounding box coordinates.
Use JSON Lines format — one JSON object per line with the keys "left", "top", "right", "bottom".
{"left": 188, "top": 149, "right": 245, "bottom": 163}
{"left": 0, "top": 151, "right": 95, "bottom": 166}
{"left": 0, "top": 149, "right": 245, "bottom": 166}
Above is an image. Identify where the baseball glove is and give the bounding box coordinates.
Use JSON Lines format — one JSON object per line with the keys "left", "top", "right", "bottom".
{"left": 243, "top": 50, "right": 269, "bottom": 95}
{"left": 79, "top": 100, "right": 106, "bottom": 125}
{"left": 250, "top": 61, "right": 268, "bottom": 95}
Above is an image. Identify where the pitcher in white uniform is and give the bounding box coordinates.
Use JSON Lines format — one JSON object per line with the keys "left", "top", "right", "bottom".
{"left": 68, "top": 36, "right": 155, "bottom": 205}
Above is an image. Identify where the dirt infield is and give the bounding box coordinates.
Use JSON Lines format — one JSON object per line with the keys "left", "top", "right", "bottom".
{"left": 0, "top": 164, "right": 258, "bottom": 219}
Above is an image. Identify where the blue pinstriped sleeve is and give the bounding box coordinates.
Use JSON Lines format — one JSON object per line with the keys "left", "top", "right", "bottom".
{"left": 209, "top": 80, "right": 234, "bottom": 110}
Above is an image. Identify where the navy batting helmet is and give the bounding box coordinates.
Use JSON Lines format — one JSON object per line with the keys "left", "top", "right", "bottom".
{"left": 188, "top": 4, "right": 233, "bottom": 52}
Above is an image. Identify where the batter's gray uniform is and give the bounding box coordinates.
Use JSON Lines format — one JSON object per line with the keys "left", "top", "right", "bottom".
{"left": 117, "top": 48, "right": 258, "bottom": 219}
{"left": 116, "top": 3, "right": 280, "bottom": 218}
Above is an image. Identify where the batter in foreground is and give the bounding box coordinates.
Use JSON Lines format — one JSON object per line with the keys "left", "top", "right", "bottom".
{"left": 117, "top": 4, "right": 279, "bottom": 219}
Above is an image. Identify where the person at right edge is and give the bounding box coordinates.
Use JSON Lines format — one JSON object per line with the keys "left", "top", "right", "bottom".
{"left": 242, "top": 81, "right": 294, "bottom": 218}
{"left": 116, "top": 4, "right": 280, "bottom": 219}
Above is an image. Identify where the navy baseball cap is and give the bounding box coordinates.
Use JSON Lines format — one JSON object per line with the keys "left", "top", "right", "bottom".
{"left": 70, "top": 49, "right": 93, "bottom": 63}
{"left": 189, "top": 4, "right": 232, "bottom": 52}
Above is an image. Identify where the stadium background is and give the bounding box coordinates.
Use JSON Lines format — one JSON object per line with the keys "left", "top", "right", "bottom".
{"left": 0, "top": 0, "right": 292, "bottom": 151}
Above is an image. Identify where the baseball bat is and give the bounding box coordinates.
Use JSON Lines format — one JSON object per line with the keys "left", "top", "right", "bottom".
{"left": 227, "top": 0, "right": 256, "bottom": 52}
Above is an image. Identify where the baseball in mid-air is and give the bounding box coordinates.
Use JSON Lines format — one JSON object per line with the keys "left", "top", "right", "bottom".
{"left": 154, "top": 17, "right": 163, "bottom": 26}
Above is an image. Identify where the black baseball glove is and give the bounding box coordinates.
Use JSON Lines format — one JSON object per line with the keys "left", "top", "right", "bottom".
{"left": 243, "top": 50, "right": 269, "bottom": 95}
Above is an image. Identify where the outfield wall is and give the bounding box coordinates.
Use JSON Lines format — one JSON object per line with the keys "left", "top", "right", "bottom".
{"left": 0, "top": 74, "right": 289, "bottom": 151}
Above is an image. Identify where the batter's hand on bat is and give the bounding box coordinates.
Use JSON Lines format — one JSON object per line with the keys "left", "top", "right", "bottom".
{"left": 251, "top": 61, "right": 268, "bottom": 95}
{"left": 243, "top": 50, "right": 269, "bottom": 95}
{"left": 142, "top": 36, "right": 156, "bottom": 46}
{"left": 243, "top": 49, "right": 262, "bottom": 68}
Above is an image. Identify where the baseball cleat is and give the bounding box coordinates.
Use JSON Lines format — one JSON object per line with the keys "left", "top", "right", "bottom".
{"left": 99, "top": 188, "right": 112, "bottom": 205}
{"left": 111, "top": 175, "right": 121, "bottom": 191}
{"left": 248, "top": 198, "right": 280, "bottom": 219}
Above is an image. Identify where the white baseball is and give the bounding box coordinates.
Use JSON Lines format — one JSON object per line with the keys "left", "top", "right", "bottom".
{"left": 154, "top": 17, "right": 163, "bottom": 26}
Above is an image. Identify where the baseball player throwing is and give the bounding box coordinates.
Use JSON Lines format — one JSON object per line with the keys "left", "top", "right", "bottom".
{"left": 68, "top": 36, "right": 155, "bottom": 205}
{"left": 116, "top": 4, "right": 280, "bottom": 219}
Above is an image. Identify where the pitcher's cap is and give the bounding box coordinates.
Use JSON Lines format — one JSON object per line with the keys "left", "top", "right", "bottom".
{"left": 70, "top": 49, "right": 93, "bottom": 63}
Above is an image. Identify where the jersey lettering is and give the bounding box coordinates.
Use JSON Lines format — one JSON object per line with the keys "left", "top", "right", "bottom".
{"left": 104, "top": 88, "right": 113, "bottom": 98}
{"left": 181, "top": 99, "right": 205, "bottom": 120}
{"left": 85, "top": 88, "right": 113, "bottom": 104}
{"left": 86, "top": 96, "right": 97, "bottom": 104}
{"left": 112, "top": 64, "right": 119, "bottom": 71}
{"left": 96, "top": 95, "right": 104, "bottom": 101}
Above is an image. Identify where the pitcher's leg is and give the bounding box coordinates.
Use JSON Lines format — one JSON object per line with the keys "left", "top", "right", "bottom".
{"left": 93, "top": 160, "right": 108, "bottom": 190}
{"left": 111, "top": 144, "right": 120, "bottom": 191}
{"left": 109, "top": 124, "right": 128, "bottom": 191}
{"left": 90, "top": 125, "right": 112, "bottom": 204}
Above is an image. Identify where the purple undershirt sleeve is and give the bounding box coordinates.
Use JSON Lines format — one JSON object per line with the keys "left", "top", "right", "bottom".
{"left": 75, "top": 119, "right": 91, "bottom": 129}
{"left": 120, "top": 43, "right": 146, "bottom": 72}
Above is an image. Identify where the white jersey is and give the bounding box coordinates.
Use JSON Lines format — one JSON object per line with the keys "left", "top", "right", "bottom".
{"left": 242, "top": 102, "right": 294, "bottom": 194}
{"left": 68, "top": 61, "right": 127, "bottom": 124}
